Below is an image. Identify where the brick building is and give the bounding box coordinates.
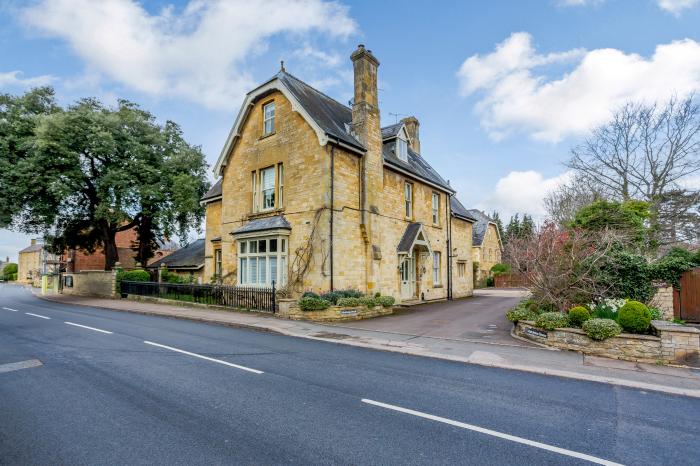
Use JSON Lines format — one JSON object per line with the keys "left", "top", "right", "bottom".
{"left": 202, "top": 45, "right": 481, "bottom": 303}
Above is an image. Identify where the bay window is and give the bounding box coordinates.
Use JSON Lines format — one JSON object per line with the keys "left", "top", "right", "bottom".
{"left": 238, "top": 236, "right": 287, "bottom": 287}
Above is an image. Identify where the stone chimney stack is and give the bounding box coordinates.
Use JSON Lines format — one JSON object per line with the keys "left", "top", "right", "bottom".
{"left": 401, "top": 116, "right": 420, "bottom": 154}
{"left": 350, "top": 44, "right": 382, "bottom": 294}
{"left": 350, "top": 44, "right": 382, "bottom": 211}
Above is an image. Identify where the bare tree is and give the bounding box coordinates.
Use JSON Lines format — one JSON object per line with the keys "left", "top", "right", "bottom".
{"left": 564, "top": 95, "right": 700, "bottom": 246}
{"left": 543, "top": 175, "right": 604, "bottom": 226}
{"left": 505, "top": 222, "right": 622, "bottom": 310}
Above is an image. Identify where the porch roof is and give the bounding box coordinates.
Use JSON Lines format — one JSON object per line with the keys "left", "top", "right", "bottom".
{"left": 397, "top": 222, "right": 432, "bottom": 256}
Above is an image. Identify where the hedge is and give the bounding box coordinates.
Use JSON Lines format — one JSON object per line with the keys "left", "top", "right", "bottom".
{"left": 506, "top": 307, "right": 538, "bottom": 323}
{"left": 567, "top": 306, "right": 591, "bottom": 328}
{"left": 116, "top": 269, "right": 150, "bottom": 283}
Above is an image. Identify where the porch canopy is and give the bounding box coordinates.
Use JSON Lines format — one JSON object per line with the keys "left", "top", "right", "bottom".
{"left": 397, "top": 222, "right": 432, "bottom": 258}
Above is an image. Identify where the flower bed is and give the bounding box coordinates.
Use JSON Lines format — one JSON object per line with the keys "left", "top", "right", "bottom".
{"left": 277, "top": 299, "right": 393, "bottom": 322}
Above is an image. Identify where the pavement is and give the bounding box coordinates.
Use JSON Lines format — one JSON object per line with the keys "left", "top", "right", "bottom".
{"left": 21, "top": 285, "right": 700, "bottom": 399}
{"left": 2, "top": 282, "right": 700, "bottom": 465}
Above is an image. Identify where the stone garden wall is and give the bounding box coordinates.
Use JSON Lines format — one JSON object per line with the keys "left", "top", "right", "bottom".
{"left": 649, "top": 285, "right": 675, "bottom": 319}
{"left": 515, "top": 320, "right": 700, "bottom": 365}
{"left": 61, "top": 270, "right": 118, "bottom": 299}
{"left": 277, "top": 299, "right": 393, "bottom": 322}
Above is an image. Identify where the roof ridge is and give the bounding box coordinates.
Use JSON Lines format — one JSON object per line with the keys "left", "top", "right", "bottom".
{"left": 279, "top": 70, "right": 351, "bottom": 112}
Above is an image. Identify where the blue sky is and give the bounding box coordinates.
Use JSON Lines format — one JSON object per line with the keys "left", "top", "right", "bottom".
{"left": 2, "top": 0, "right": 700, "bottom": 262}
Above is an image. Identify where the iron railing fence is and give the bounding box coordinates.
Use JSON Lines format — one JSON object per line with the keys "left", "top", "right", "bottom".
{"left": 120, "top": 281, "right": 276, "bottom": 313}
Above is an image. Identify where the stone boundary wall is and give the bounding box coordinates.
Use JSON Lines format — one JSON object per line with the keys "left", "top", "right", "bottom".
{"left": 515, "top": 320, "right": 700, "bottom": 365}
{"left": 61, "top": 270, "right": 117, "bottom": 299}
{"left": 277, "top": 299, "right": 393, "bottom": 322}
{"left": 649, "top": 286, "right": 675, "bottom": 319}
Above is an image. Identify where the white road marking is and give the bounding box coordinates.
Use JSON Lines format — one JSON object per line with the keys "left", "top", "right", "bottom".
{"left": 144, "top": 340, "right": 264, "bottom": 374}
{"left": 25, "top": 312, "right": 51, "bottom": 320}
{"left": 362, "top": 399, "right": 623, "bottom": 466}
{"left": 0, "top": 359, "right": 43, "bottom": 374}
{"left": 2, "top": 307, "right": 19, "bottom": 312}
{"left": 64, "top": 322, "right": 113, "bottom": 334}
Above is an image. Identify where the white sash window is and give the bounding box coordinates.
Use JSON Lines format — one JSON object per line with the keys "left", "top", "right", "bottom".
{"left": 261, "top": 166, "right": 275, "bottom": 210}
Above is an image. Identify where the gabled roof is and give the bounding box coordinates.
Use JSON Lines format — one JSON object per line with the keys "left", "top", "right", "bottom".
{"left": 214, "top": 69, "right": 454, "bottom": 194}
{"left": 450, "top": 197, "right": 477, "bottom": 222}
{"left": 146, "top": 239, "right": 205, "bottom": 270}
{"left": 381, "top": 123, "right": 404, "bottom": 140}
{"left": 232, "top": 215, "right": 291, "bottom": 235}
{"left": 201, "top": 179, "right": 222, "bottom": 203}
{"left": 383, "top": 142, "right": 453, "bottom": 193}
{"left": 19, "top": 243, "right": 43, "bottom": 254}
{"left": 277, "top": 72, "right": 363, "bottom": 150}
{"left": 466, "top": 209, "right": 500, "bottom": 247}
{"left": 397, "top": 222, "right": 433, "bottom": 256}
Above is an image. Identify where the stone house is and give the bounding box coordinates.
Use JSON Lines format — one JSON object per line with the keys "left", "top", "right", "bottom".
{"left": 466, "top": 209, "right": 503, "bottom": 282}
{"left": 146, "top": 239, "right": 205, "bottom": 283}
{"left": 202, "top": 45, "right": 477, "bottom": 303}
{"left": 17, "top": 239, "right": 48, "bottom": 285}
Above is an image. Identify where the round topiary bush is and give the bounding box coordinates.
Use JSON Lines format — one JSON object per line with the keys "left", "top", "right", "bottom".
{"left": 567, "top": 306, "right": 591, "bottom": 328}
{"left": 582, "top": 318, "right": 622, "bottom": 341}
{"left": 506, "top": 307, "right": 538, "bottom": 323}
{"left": 535, "top": 312, "right": 570, "bottom": 330}
{"left": 617, "top": 300, "right": 652, "bottom": 333}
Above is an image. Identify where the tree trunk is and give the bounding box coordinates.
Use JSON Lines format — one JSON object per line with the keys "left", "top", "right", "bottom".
{"left": 102, "top": 224, "right": 119, "bottom": 271}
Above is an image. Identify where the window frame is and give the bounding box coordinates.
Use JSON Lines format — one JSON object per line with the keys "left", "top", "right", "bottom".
{"left": 431, "top": 192, "right": 440, "bottom": 225}
{"left": 237, "top": 236, "right": 287, "bottom": 288}
{"left": 278, "top": 163, "right": 284, "bottom": 209}
{"left": 214, "top": 248, "right": 222, "bottom": 278}
{"left": 397, "top": 135, "right": 408, "bottom": 162}
{"left": 433, "top": 251, "right": 442, "bottom": 286}
{"left": 260, "top": 166, "right": 276, "bottom": 211}
{"left": 262, "top": 101, "right": 275, "bottom": 136}
{"left": 404, "top": 182, "right": 413, "bottom": 219}
{"left": 457, "top": 261, "right": 466, "bottom": 278}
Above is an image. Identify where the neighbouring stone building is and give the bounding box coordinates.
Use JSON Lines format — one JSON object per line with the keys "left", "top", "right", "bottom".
{"left": 202, "top": 45, "right": 480, "bottom": 303}
{"left": 146, "top": 239, "right": 205, "bottom": 283}
{"left": 17, "top": 239, "right": 50, "bottom": 285}
{"left": 467, "top": 209, "right": 503, "bottom": 282}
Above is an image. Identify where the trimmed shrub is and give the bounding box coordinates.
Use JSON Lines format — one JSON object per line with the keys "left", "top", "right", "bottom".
{"left": 567, "top": 306, "right": 591, "bottom": 328}
{"left": 2, "top": 263, "right": 18, "bottom": 280}
{"left": 298, "top": 296, "right": 331, "bottom": 311}
{"left": 535, "top": 312, "right": 570, "bottom": 330}
{"left": 506, "top": 307, "right": 538, "bottom": 323}
{"left": 582, "top": 318, "right": 622, "bottom": 341}
{"left": 320, "top": 289, "right": 362, "bottom": 305}
{"left": 359, "top": 296, "right": 379, "bottom": 308}
{"left": 302, "top": 291, "right": 320, "bottom": 299}
{"left": 377, "top": 296, "right": 395, "bottom": 307}
{"left": 117, "top": 269, "right": 151, "bottom": 283}
{"left": 490, "top": 263, "right": 511, "bottom": 276}
{"left": 617, "top": 300, "right": 651, "bottom": 333}
{"left": 337, "top": 297, "right": 361, "bottom": 307}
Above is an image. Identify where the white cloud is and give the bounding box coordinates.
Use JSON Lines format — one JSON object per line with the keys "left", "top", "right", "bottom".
{"left": 477, "top": 170, "right": 573, "bottom": 220}
{"left": 457, "top": 32, "right": 700, "bottom": 142}
{"left": 657, "top": 0, "right": 699, "bottom": 15}
{"left": 21, "top": 0, "right": 356, "bottom": 110}
{"left": 0, "top": 70, "right": 55, "bottom": 89}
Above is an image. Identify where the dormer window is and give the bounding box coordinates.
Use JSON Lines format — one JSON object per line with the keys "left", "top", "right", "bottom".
{"left": 263, "top": 101, "right": 275, "bottom": 136}
{"left": 397, "top": 135, "right": 408, "bottom": 162}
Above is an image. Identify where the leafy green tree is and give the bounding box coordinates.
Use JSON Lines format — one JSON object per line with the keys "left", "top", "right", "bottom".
{"left": 2, "top": 263, "right": 18, "bottom": 280}
{"left": 506, "top": 214, "right": 521, "bottom": 239}
{"left": 520, "top": 214, "right": 535, "bottom": 238}
{"left": 0, "top": 89, "right": 209, "bottom": 270}
{"left": 490, "top": 211, "right": 505, "bottom": 243}
{"left": 569, "top": 200, "right": 653, "bottom": 249}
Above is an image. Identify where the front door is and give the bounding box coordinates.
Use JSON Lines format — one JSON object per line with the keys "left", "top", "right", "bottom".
{"left": 400, "top": 256, "right": 416, "bottom": 300}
